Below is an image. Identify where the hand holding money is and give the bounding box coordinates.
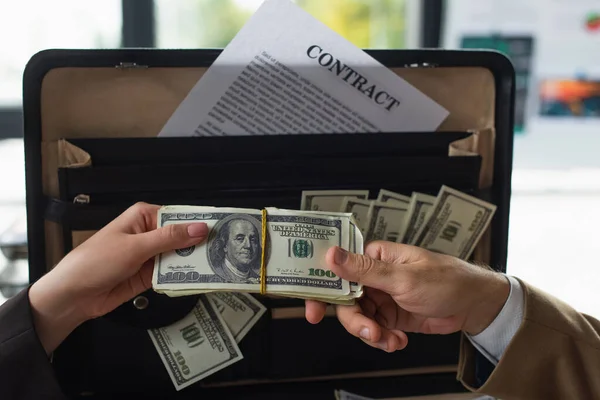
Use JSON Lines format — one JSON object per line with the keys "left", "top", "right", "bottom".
{"left": 27, "top": 202, "right": 210, "bottom": 356}
{"left": 306, "top": 240, "right": 511, "bottom": 353}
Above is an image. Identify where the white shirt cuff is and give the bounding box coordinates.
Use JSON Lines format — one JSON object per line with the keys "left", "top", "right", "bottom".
{"left": 466, "top": 275, "right": 524, "bottom": 365}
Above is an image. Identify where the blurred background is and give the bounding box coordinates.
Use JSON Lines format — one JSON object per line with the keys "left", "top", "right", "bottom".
{"left": 1, "top": 0, "right": 599, "bottom": 317}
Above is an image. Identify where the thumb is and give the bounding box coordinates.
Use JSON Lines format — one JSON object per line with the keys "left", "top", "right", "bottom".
{"left": 326, "top": 246, "right": 402, "bottom": 293}
{"left": 137, "top": 222, "right": 209, "bottom": 258}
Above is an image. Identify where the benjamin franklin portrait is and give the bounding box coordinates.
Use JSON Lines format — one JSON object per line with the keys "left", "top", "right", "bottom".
{"left": 208, "top": 215, "right": 262, "bottom": 284}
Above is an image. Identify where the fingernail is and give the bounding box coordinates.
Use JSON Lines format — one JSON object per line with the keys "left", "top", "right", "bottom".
{"left": 187, "top": 223, "right": 208, "bottom": 237}
{"left": 377, "top": 340, "right": 388, "bottom": 351}
{"left": 359, "top": 327, "right": 370, "bottom": 341}
{"left": 334, "top": 247, "right": 348, "bottom": 265}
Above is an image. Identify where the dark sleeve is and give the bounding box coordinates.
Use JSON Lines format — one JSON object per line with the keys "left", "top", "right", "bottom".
{"left": 0, "top": 286, "right": 66, "bottom": 400}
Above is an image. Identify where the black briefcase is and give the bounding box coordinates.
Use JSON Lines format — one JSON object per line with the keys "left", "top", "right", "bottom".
{"left": 23, "top": 48, "right": 514, "bottom": 399}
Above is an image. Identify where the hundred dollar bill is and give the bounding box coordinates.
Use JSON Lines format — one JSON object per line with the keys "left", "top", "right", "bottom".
{"left": 297, "top": 213, "right": 363, "bottom": 299}
{"left": 301, "top": 190, "right": 369, "bottom": 212}
{"left": 291, "top": 213, "right": 363, "bottom": 300}
{"left": 401, "top": 192, "right": 437, "bottom": 244}
{"left": 340, "top": 197, "right": 372, "bottom": 235}
{"left": 334, "top": 389, "right": 375, "bottom": 400}
{"left": 365, "top": 201, "right": 410, "bottom": 243}
{"left": 281, "top": 211, "right": 364, "bottom": 300}
{"left": 349, "top": 220, "right": 364, "bottom": 297}
{"left": 153, "top": 206, "right": 356, "bottom": 302}
{"left": 148, "top": 296, "right": 242, "bottom": 391}
{"left": 207, "top": 292, "right": 266, "bottom": 342}
{"left": 412, "top": 186, "right": 497, "bottom": 260}
{"left": 377, "top": 189, "right": 411, "bottom": 206}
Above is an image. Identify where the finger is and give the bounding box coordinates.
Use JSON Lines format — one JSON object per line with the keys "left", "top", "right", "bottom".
{"left": 326, "top": 246, "right": 403, "bottom": 293}
{"left": 374, "top": 311, "right": 390, "bottom": 328}
{"left": 364, "top": 288, "right": 416, "bottom": 332}
{"left": 336, "top": 305, "right": 381, "bottom": 344}
{"left": 139, "top": 259, "right": 154, "bottom": 290}
{"left": 370, "top": 328, "right": 405, "bottom": 352}
{"left": 365, "top": 290, "right": 434, "bottom": 335}
{"left": 115, "top": 202, "right": 161, "bottom": 234}
{"left": 359, "top": 296, "right": 377, "bottom": 318}
{"left": 103, "top": 268, "right": 152, "bottom": 315}
{"left": 137, "top": 222, "right": 209, "bottom": 259}
{"left": 390, "top": 329, "right": 409, "bottom": 350}
{"left": 305, "top": 300, "right": 328, "bottom": 324}
{"left": 336, "top": 306, "right": 403, "bottom": 353}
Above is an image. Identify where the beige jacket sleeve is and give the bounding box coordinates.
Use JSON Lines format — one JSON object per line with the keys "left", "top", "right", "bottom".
{"left": 458, "top": 278, "right": 600, "bottom": 400}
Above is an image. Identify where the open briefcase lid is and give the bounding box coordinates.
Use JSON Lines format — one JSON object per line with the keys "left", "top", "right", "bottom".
{"left": 22, "top": 48, "right": 515, "bottom": 399}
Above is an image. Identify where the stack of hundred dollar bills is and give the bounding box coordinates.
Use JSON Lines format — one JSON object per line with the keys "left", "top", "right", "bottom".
{"left": 152, "top": 185, "right": 495, "bottom": 305}
{"left": 152, "top": 206, "right": 364, "bottom": 305}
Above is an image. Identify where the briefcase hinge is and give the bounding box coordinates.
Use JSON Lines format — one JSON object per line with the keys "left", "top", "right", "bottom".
{"left": 73, "top": 194, "right": 90, "bottom": 204}
{"left": 115, "top": 62, "right": 149, "bottom": 70}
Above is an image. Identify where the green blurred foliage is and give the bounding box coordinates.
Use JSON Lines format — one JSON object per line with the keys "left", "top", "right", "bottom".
{"left": 170, "top": 0, "right": 406, "bottom": 49}
{"left": 178, "top": 0, "right": 254, "bottom": 48}
{"left": 296, "top": 0, "right": 406, "bottom": 49}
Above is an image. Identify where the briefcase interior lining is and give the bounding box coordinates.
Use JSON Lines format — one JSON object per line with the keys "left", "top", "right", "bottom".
{"left": 23, "top": 49, "right": 514, "bottom": 398}
{"left": 38, "top": 65, "right": 498, "bottom": 267}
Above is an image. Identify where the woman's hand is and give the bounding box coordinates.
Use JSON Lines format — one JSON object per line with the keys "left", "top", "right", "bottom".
{"left": 28, "top": 202, "right": 209, "bottom": 354}
{"left": 305, "top": 241, "right": 510, "bottom": 353}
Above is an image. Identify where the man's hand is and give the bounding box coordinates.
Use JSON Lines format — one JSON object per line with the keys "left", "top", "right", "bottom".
{"left": 29, "top": 202, "right": 209, "bottom": 354}
{"left": 305, "top": 241, "right": 510, "bottom": 352}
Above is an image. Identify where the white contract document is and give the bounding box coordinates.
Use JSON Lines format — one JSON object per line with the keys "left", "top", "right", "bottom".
{"left": 158, "top": 0, "right": 449, "bottom": 137}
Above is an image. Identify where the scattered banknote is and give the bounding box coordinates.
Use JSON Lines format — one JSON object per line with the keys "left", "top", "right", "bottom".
{"left": 334, "top": 389, "right": 375, "bottom": 400}
{"left": 412, "top": 185, "right": 497, "bottom": 260}
{"left": 340, "top": 197, "right": 373, "bottom": 235}
{"left": 153, "top": 206, "right": 363, "bottom": 304}
{"left": 208, "top": 292, "right": 267, "bottom": 343}
{"left": 376, "top": 189, "right": 411, "bottom": 206}
{"left": 401, "top": 192, "right": 437, "bottom": 244}
{"left": 306, "top": 187, "right": 494, "bottom": 261}
{"left": 365, "top": 201, "right": 410, "bottom": 243}
{"left": 148, "top": 296, "right": 243, "bottom": 391}
{"left": 301, "top": 190, "right": 369, "bottom": 212}
{"left": 334, "top": 389, "right": 495, "bottom": 400}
